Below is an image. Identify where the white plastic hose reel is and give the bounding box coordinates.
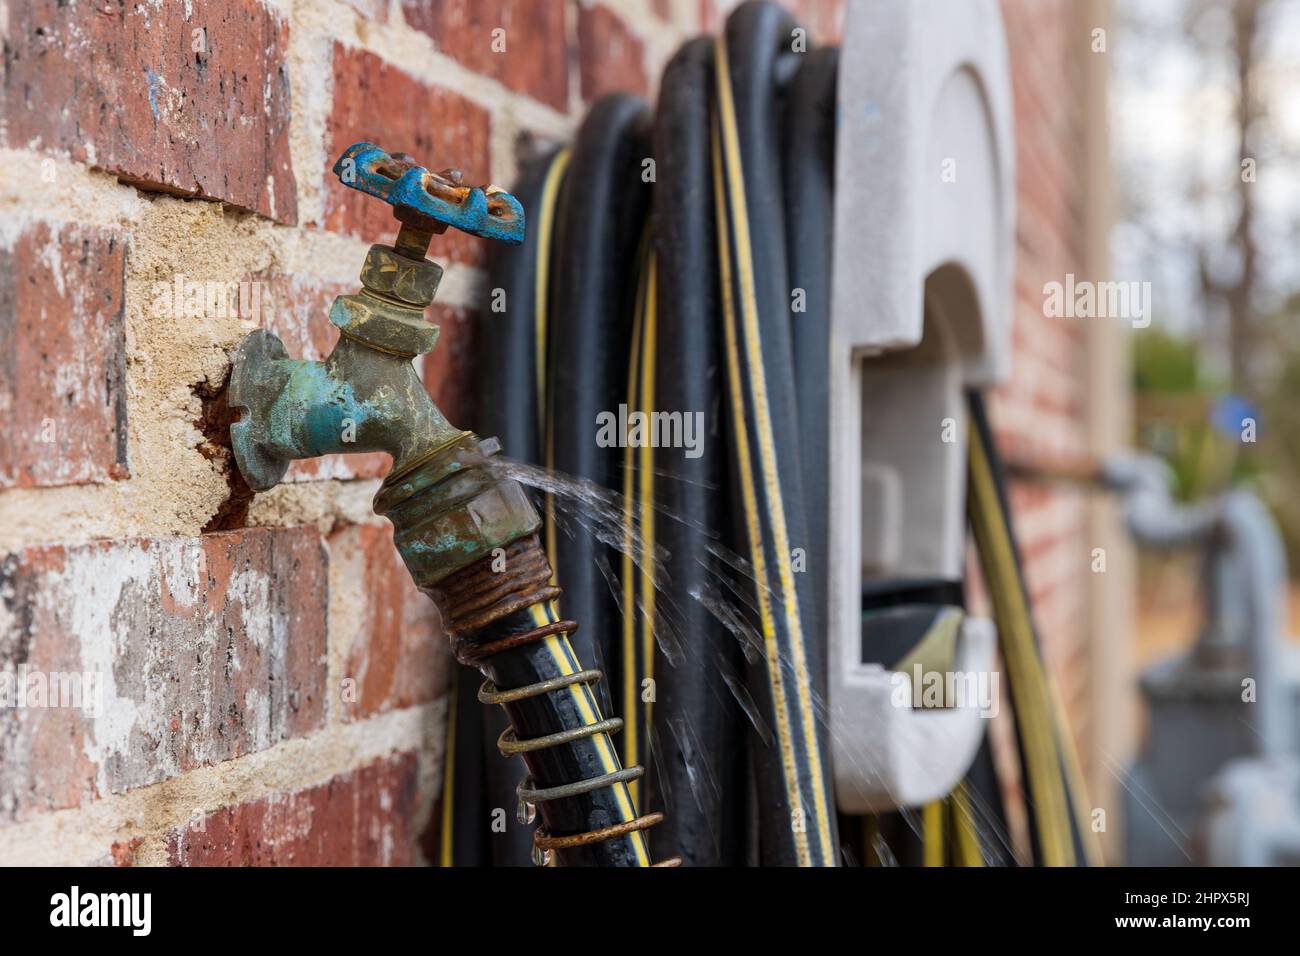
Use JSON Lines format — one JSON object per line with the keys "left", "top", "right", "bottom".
{"left": 827, "top": 0, "right": 1015, "bottom": 813}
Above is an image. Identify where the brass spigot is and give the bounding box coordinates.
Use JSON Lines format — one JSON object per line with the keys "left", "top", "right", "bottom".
{"left": 228, "top": 143, "right": 669, "bottom": 866}
{"left": 229, "top": 142, "right": 538, "bottom": 587}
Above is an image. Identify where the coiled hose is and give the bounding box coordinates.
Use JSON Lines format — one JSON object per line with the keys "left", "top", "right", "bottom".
{"left": 439, "top": 0, "right": 1090, "bottom": 869}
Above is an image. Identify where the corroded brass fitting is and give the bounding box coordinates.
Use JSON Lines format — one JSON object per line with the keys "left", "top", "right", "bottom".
{"left": 373, "top": 434, "right": 542, "bottom": 590}
{"left": 332, "top": 244, "right": 444, "bottom": 355}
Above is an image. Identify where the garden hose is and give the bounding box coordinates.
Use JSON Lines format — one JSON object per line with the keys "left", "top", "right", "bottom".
{"left": 459, "top": 105, "right": 673, "bottom": 865}
{"left": 712, "top": 0, "right": 838, "bottom": 866}
{"left": 437, "top": 0, "right": 1093, "bottom": 869}
{"left": 483, "top": 147, "right": 570, "bottom": 867}
{"left": 548, "top": 94, "right": 654, "bottom": 692}
{"left": 405, "top": 138, "right": 665, "bottom": 868}
{"left": 644, "top": 36, "right": 748, "bottom": 866}
{"left": 619, "top": 234, "right": 658, "bottom": 815}
{"left": 784, "top": 44, "right": 837, "bottom": 644}
{"left": 431, "top": 532, "right": 674, "bottom": 867}
{"left": 438, "top": 663, "right": 492, "bottom": 866}
{"left": 967, "top": 390, "right": 1100, "bottom": 866}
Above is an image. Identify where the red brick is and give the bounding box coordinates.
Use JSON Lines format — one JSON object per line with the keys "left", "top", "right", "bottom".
{"left": 422, "top": 302, "right": 479, "bottom": 428}
{"left": 0, "top": 222, "right": 127, "bottom": 489}
{"left": 330, "top": 524, "right": 446, "bottom": 720}
{"left": 165, "top": 753, "right": 423, "bottom": 865}
{"left": 699, "top": 0, "right": 721, "bottom": 31}
{"left": 110, "top": 836, "right": 144, "bottom": 867}
{"left": 577, "top": 4, "right": 648, "bottom": 101}
{"left": 401, "top": 0, "right": 568, "bottom": 111}
{"left": 2, "top": 0, "right": 296, "bottom": 223}
{"left": 0, "top": 528, "right": 327, "bottom": 821}
{"left": 788, "top": 0, "right": 845, "bottom": 44}
{"left": 324, "top": 45, "right": 491, "bottom": 266}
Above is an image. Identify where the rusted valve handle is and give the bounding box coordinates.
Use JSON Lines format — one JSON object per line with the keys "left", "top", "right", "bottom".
{"left": 332, "top": 141, "right": 524, "bottom": 245}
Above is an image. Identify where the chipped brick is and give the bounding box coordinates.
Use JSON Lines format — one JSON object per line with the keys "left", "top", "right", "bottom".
{"left": 0, "top": 222, "right": 128, "bottom": 489}
{"left": 165, "top": 753, "right": 423, "bottom": 865}
{"left": 0, "top": 528, "right": 328, "bottom": 820}
{"left": 330, "top": 524, "right": 446, "bottom": 720}
{"left": 402, "top": 0, "right": 569, "bottom": 111}
{"left": 2, "top": 0, "right": 297, "bottom": 223}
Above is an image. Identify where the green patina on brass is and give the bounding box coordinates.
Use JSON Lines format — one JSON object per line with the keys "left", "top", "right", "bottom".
{"left": 229, "top": 143, "right": 537, "bottom": 588}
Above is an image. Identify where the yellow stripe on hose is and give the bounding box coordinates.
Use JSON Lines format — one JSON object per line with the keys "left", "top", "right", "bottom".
{"left": 711, "top": 125, "right": 810, "bottom": 867}
{"left": 438, "top": 671, "right": 458, "bottom": 867}
{"left": 922, "top": 801, "right": 945, "bottom": 867}
{"left": 714, "top": 34, "right": 835, "bottom": 866}
{"left": 538, "top": 150, "right": 570, "bottom": 579}
{"left": 967, "top": 422, "right": 1074, "bottom": 866}
{"left": 1049, "top": 670, "right": 1103, "bottom": 865}
{"left": 535, "top": 149, "right": 571, "bottom": 437}
{"left": 530, "top": 600, "right": 651, "bottom": 866}
{"left": 952, "top": 783, "right": 985, "bottom": 867}
{"left": 621, "top": 240, "right": 649, "bottom": 809}
{"left": 639, "top": 257, "right": 658, "bottom": 803}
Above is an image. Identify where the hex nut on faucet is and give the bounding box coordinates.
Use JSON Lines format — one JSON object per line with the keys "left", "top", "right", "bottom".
{"left": 359, "top": 245, "right": 443, "bottom": 306}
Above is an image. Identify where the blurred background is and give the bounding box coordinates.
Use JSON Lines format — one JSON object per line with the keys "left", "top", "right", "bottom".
{"left": 1105, "top": 0, "right": 1300, "bottom": 864}
{"left": 1115, "top": 0, "right": 1300, "bottom": 663}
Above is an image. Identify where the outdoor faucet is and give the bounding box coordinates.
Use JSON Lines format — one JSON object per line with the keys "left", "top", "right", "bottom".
{"left": 230, "top": 143, "right": 538, "bottom": 588}
{"left": 227, "top": 143, "right": 670, "bottom": 867}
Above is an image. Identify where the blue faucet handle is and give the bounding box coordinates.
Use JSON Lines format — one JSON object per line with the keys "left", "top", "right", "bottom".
{"left": 332, "top": 141, "right": 525, "bottom": 245}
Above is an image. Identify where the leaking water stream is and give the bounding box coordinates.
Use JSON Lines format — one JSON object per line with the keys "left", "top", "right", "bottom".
{"left": 474, "top": 453, "right": 1024, "bottom": 865}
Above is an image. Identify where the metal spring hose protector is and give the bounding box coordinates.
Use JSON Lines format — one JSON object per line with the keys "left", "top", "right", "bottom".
{"left": 435, "top": 534, "right": 680, "bottom": 866}
{"left": 478, "top": 658, "right": 670, "bottom": 861}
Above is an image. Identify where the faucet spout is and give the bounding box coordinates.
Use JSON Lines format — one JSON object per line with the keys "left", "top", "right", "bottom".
{"left": 251, "top": 333, "right": 459, "bottom": 474}
{"left": 230, "top": 236, "right": 459, "bottom": 483}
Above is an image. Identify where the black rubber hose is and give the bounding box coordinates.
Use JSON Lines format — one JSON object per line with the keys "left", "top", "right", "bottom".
{"left": 474, "top": 604, "right": 650, "bottom": 866}
{"left": 548, "top": 94, "right": 654, "bottom": 704}
{"left": 435, "top": 535, "right": 667, "bottom": 867}
{"left": 481, "top": 148, "right": 564, "bottom": 462}
{"left": 784, "top": 46, "right": 838, "bottom": 650}
{"left": 968, "top": 389, "right": 1094, "bottom": 866}
{"left": 438, "top": 663, "right": 491, "bottom": 865}
{"left": 475, "top": 148, "right": 569, "bottom": 866}
{"left": 715, "top": 0, "right": 838, "bottom": 866}
{"left": 645, "top": 36, "right": 748, "bottom": 866}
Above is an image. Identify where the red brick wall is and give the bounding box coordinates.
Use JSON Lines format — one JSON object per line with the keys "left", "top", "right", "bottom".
{"left": 0, "top": 0, "right": 1095, "bottom": 864}
{"left": 0, "top": 0, "right": 722, "bottom": 868}
{"left": 993, "top": 0, "right": 1097, "bottom": 773}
